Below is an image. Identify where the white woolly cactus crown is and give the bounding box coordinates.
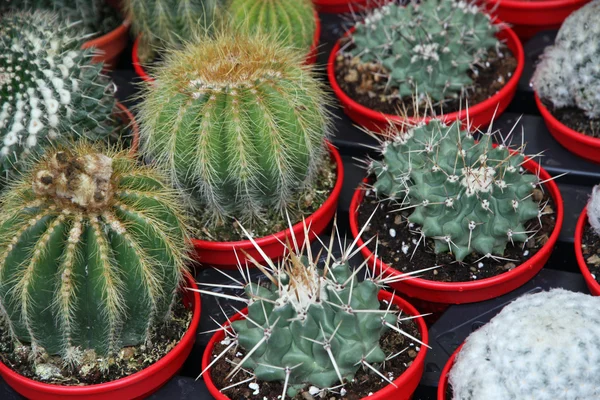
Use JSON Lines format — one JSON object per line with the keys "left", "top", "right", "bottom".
{"left": 532, "top": 0, "right": 600, "bottom": 118}
{"left": 449, "top": 289, "right": 600, "bottom": 399}
{"left": 588, "top": 184, "right": 600, "bottom": 235}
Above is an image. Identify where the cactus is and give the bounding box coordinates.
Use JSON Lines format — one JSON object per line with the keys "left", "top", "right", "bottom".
{"left": 0, "top": 142, "right": 189, "bottom": 362}
{"left": 368, "top": 120, "right": 542, "bottom": 262}
{"left": 123, "top": 0, "right": 221, "bottom": 61}
{"left": 588, "top": 185, "right": 600, "bottom": 235}
{"left": 532, "top": 0, "right": 600, "bottom": 119}
{"left": 0, "top": 0, "right": 120, "bottom": 37}
{"left": 137, "top": 32, "right": 329, "bottom": 224}
{"left": 346, "top": 0, "right": 499, "bottom": 102}
{"left": 449, "top": 289, "right": 600, "bottom": 399}
{"left": 0, "top": 11, "right": 115, "bottom": 180}
{"left": 227, "top": 0, "right": 316, "bottom": 53}
{"left": 198, "top": 222, "right": 428, "bottom": 397}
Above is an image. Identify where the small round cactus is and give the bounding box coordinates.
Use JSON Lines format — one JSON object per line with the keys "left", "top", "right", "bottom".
{"left": 346, "top": 0, "right": 499, "bottom": 102}
{"left": 0, "top": 142, "right": 189, "bottom": 361}
{"left": 137, "top": 32, "right": 329, "bottom": 224}
{"left": 227, "top": 0, "right": 316, "bottom": 53}
{"left": 532, "top": 0, "right": 600, "bottom": 118}
{"left": 449, "top": 289, "right": 600, "bottom": 399}
{"left": 369, "top": 120, "right": 541, "bottom": 261}
{"left": 0, "top": 11, "right": 115, "bottom": 180}
{"left": 123, "top": 0, "right": 221, "bottom": 60}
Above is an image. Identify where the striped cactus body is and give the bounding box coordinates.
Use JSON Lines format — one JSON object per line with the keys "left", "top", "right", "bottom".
{"left": 0, "top": 144, "right": 189, "bottom": 360}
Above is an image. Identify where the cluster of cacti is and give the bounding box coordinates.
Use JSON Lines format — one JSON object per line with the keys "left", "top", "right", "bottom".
{"left": 0, "top": 142, "right": 189, "bottom": 361}
{"left": 532, "top": 0, "right": 600, "bottom": 118}
{"left": 449, "top": 289, "right": 600, "bottom": 399}
{"left": 369, "top": 120, "right": 541, "bottom": 262}
{"left": 346, "top": 0, "right": 499, "bottom": 102}
{"left": 137, "top": 32, "right": 329, "bottom": 224}
{"left": 0, "top": 0, "right": 120, "bottom": 36}
{"left": 123, "top": 0, "right": 221, "bottom": 60}
{"left": 0, "top": 11, "right": 115, "bottom": 180}
{"left": 227, "top": 0, "right": 316, "bottom": 53}
{"left": 199, "top": 224, "right": 425, "bottom": 398}
{"left": 588, "top": 185, "right": 600, "bottom": 235}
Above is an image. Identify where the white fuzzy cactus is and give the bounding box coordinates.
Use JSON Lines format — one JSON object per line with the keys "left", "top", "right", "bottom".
{"left": 588, "top": 185, "right": 600, "bottom": 235}
{"left": 449, "top": 289, "right": 600, "bottom": 399}
{"left": 532, "top": 0, "right": 600, "bottom": 118}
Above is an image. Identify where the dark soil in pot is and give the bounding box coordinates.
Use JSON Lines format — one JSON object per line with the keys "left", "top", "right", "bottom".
{"left": 581, "top": 223, "right": 600, "bottom": 284}
{"left": 193, "top": 159, "right": 337, "bottom": 242}
{"left": 334, "top": 43, "right": 517, "bottom": 117}
{"left": 356, "top": 185, "right": 557, "bottom": 282}
{"left": 209, "top": 302, "right": 422, "bottom": 400}
{"left": 0, "top": 296, "right": 192, "bottom": 386}
{"left": 541, "top": 100, "right": 600, "bottom": 138}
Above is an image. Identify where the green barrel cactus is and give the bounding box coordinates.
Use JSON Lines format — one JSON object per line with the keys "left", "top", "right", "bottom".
{"left": 137, "top": 32, "right": 329, "bottom": 223}
{"left": 0, "top": 0, "right": 120, "bottom": 37}
{"left": 369, "top": 120, "right": 541, "bottom": 261}
{"left": 347, "top": 0, "right": 499, "bottom": 102}
{"left": 124, "top": 0, "right": 221, "bottom": 61}
{"left": 0, "top": 143, "right": 189, "bottom": 361}
{"left": 228, "top": 0, "right": 316, "bottom": 53}
{"left": 0, "top": 11, "right": 115, "bottom": 180}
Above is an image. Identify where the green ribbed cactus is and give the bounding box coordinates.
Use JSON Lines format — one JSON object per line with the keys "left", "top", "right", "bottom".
{"left": 369, "top": 120, "right": 542, "bottom": 261}
{"left": 138, "top": 32, "right": 329, "bottom": 224}
{"left": 124, "top": 0, "right": 221, "bottom": 61}
{"left": 0, "top": 11, "right": 115, "bottom": 180}
{"left": 228, "top": 0, "right": 316, "bottom": 53}
{"left": 0, "top": 143, "right": 189, "bottom": 361}
{"left": 0, "top": 0, "right": 120, "bottom": 36}
{"left": 347, "top": 0, "right": 499, "bottom": 102}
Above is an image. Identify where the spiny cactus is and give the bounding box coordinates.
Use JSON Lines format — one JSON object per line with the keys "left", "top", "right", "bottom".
{"left": 0, "top": 142, "right": 189, "bottom": 361}
{"left": 124, "top": 0, "right": 221, "bottom": 61}
{"left": 532, "top": 0, "right": 600, "bottom": 118}
{"left": 368, "top": 120, "right": 543, "bottom": 262}
{"left": 449, "top": 289, "right": 600, "bottom": 399}
{"left": 588, "top": 185, "right": 600, "bottom": 235}
{"left": 346, "top": 0, "right": 499, "bottom": 102}
{"left": 0, "top": 11, "right": 115, "bottom": 180}
{"left": 138, "top": 32, "right": 329, "bottom": 224}
{"left": 228, "top": 0, "right": 316, "bottom": 53}
{"left": 198, "top": 223, "right": 428, "bottom": 397}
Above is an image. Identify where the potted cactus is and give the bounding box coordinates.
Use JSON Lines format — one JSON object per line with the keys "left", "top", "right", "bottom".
{"left": 226, "top": 0, "right": 321, "bottom": 65}
{"left": 479, "top": 0, "right": 591, "bottom": 40}
{"left": 136, "top": 32, "right": 343, "bottom": 268}
{"left": 439, "top": 289, "right": 600, "bottom": 399}
{"left": 349, "top": 118, "right": 563, "bottom": 307}
{"left": 0, "top": 0, "right": 130, "bottom": 70}
{"left": 327, "top": 0, "right": 524, "bottom": 133}
{"left": 575, "top": 185, "right": 600, "bottom": 296}
{"left": 0, "top": 143, "right": 200, "bottom": 399}
{"left": 532, "top": 0, "right": 600, "bottom": 164}
{"left": 0, "top": 11, "right": 138, "bottom": 184}
{"left": 199, "top": 224, "right": 429, "bottom": 399}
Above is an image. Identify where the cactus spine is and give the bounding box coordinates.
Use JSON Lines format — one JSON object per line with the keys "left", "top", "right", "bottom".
{"left": 0, "top": 11, "right": 115, "bottom": 180}
{"left": 137, "top": 32, "right": 329, "bottom": 224}
{"left": 228, "top": 0, "right": 316, "bottom": 53}
{"left": 0, "top": 143, "right": 189, "bottom": 361}
{"left": 368, "top": 120, "right": 542, "bottom": 262}
{"left": 347, "top": 0, "right": 499, "bottom": 102}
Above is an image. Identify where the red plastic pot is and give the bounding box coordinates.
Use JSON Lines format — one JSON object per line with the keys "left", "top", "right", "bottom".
{"left": 437, "top": 345, "right": 462, "bottom": 400}
{"left": 328, "top": 26, "right": 524, "bottom": 133}
{"left": 575, "top": 206, "right": 600, "bottom": 295}
{"left": 480, "top": 0, "right": 591, "bottom": 40}
{"left": 349, "top": 154, "right": 564, "bottom": 305}
{"left": 192, "top": 142, "right": 344, "bottom": 269}
{"left": 202, "top": 290, "right": 429, "bottom": 400}
{"left": 0, "top": 273, "right": 201, "bottom": 400}
{"left": 133, "top": 11, "right": 321, "bottom": 82}
{"left": 535, "top": 93, "right": 600, "bottom": 164}
{"left": 81, "top": 1, "right": 130, "bottom": 71}
{"left": 312, "top": 0, "right": 391, "bottom": 13}
{"left": 114, "top": 102, "right": 140, "bottom": 155}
